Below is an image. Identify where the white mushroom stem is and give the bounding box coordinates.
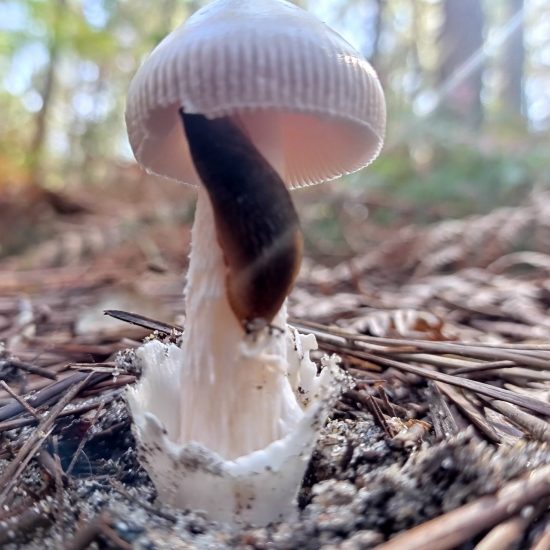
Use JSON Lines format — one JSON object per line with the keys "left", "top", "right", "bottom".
{"left": 177, "top": 185, "right": 302, "bottom": 459}
{"left": 127, "top": 183, "right": 349, "bottom": 524}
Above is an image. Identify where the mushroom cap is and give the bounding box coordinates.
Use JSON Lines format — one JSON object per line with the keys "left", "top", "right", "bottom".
{"left": 126, "top": 0, "right": 386, "bottom": 188}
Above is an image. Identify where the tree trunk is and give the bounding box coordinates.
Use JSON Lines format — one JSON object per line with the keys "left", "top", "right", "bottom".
{"left": 502, "top": 0, "right": 525, "bottom": 118}
{"left": 370, "top": 0, "right": 383, "bottom": 68}
{"left": 29, "top": 0, "right": 66, "bottom": 187}
{"left": 439, "top": 0, "right": 485, "bottom": 126}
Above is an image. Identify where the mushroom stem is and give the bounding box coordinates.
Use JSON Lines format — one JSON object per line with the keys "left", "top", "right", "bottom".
{"left": 177, "top": 186, "right": 303, "bottom": 458}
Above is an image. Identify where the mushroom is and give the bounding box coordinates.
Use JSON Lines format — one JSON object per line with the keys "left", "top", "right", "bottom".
{"left": 126, "top": 0, "right": 385, "bottom": 526}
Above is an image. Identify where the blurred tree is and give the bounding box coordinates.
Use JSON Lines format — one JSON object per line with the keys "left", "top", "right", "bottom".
{"left": 29, "top": 0, "right": 66, "bottom": 187}
{"left": 502, "top": 0, "right": 525, "bottom": 118}
{"left": 0, "top": 0, "right": 548, "bottom": 214}
{"left": 439, "top": 0, "right": 485, "bottom": 126}
{"left": 370, "top": 0, "right": 383, "bottom": 68}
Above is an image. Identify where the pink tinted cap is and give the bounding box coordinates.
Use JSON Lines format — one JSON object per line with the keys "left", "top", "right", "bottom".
{"left": 126, "top": 0, "right": 386, "bottom": 188}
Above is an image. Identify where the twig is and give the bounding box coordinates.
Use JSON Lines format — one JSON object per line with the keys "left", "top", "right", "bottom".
{"left": 482, "top": 398, "right": 550, "bottom": 443}
{"left": 0, "top": 428, "right": 54, "bottom": 507}
{"left": 474, "top": 516, "right": 528, "bottom": 550}
{"left": 0, "top": 390, "right": 120, "bottom": 435}
{"left": 370, "top": 393, "right": 396, "bottom": 437}
{"left": 377, "top": 385, "right": 400, "bottom": 418}
{"left": 100, "top": 522, "right": 132, "bottom": 549}
{"left": 0, "top": 373, "right": 92, "bottom": 506}
{"left": 52, "top": 436, "right": 66, "bottom": 547}
{"left": 291, "top": 319, "right": 550, "bottom": 370}
{"left": 436, "top": 383, "right": 500, "bottom": 444}
{"left": 87, "top": 419, "right": 129, "bottom": 443}
{"left": 338, "top": 346, "right": 550, "bottom": 417}
{"left": 64, "top": 512, "right": 108, "bottom": 550}
{"left": 496, "top": 368, "right": 550, "bottom": 383}
{"left": 104, "top": 309, "right": 179, "bottom": 334}
{"left": 65, "top": 512, "right": 131, "bottom": 550}
{"left": 376, "top": 465, "right": 550, "bottom": 550}
{"left": 0, "top": 380, "right": 40, "bottom": 420}
{"left": 68, "top": 364, "right": 118, "bottom": 373}
{"left": 405, "top": 356, "right": 519, "bottom": 376}
{"left": 428, "top": 382, "right": 460, "bottom": 439}
{"left": 66, "top": 399, "right": 105, "bottom": 476}
{"left": 531, "top": 527, "right": 550, "bottom": 550}
{"left": 1, "top": 359, "right": 57, "bottom": 380}
{"left": 346, "top": 389, "right": 409, "bottom": 419}
{"left": 81, "top": 374, "right": 135, "bottom": 395}
{"left": 0, "top": 371, "right": 109, "bottom": 423}
{"left": 453, "top": 360, "right": 517, "bottom": 375}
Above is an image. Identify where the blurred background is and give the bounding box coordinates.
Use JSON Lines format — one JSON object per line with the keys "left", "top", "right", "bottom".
{"left": 0, "top": 0, "right": 549, "bottom": 277}
{"left": 2, "top": 4, "right": 550, "bottom": 540}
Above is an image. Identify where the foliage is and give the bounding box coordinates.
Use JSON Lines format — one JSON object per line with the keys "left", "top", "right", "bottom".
{"left": 354, "top": 113, "right": 548, "bottom": 222}
{"left": 0, "top": 0, "right": 208, "bottom": 187}
{"left": 0, "top": 0, "right": 548, "bottom": 217}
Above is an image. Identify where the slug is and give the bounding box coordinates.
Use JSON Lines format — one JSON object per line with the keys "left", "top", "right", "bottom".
{"left": 181, "top": 111, "right": 303, "bottom": 330}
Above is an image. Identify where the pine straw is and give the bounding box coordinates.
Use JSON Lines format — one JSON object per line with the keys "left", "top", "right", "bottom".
{"left": 0, "top": 194, "right": 549, "bottom": 546}
{"left": 334, "top": 188, "right": 550, "bottom": 282}
{"left": 0, "top": 296, "right": 548, "bottom": 547}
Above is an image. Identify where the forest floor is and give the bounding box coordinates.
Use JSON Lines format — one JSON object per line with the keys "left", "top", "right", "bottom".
{"left": 0, "top": 180, "right": 549, "bottom": 549}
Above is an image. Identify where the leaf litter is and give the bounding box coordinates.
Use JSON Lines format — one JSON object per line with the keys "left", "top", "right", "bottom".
{"left": 0, "top": 181, "right": 548, "bottom": 549}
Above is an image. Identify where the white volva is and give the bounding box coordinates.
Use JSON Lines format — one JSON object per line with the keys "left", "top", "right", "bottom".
{"left": 127, "top": 187, "right": 348, "bottom": 525}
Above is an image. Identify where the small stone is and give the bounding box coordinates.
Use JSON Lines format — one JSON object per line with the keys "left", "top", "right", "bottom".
{"left": 316, "top": 508, "right": 357, "bottom": 532}
{"left": 312, "top": 480, "right": 357, "bottom": 507}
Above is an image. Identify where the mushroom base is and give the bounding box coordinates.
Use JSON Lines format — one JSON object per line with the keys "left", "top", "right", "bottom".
{"left": 127, "top": 188, "right": 349, "bottom": 525}
{"left": 127, "top": 333, "right": 347, "bottom": 526}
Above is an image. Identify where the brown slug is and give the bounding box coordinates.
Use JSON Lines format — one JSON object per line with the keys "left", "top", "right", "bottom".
{"left": 181, "top": 111, "right": 303, "bottom": 330}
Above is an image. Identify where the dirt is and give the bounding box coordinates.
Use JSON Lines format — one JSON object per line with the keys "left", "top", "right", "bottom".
{"left": 1, "top": 372, "right": 548, "bottom": 549}
{"left": 2, "top": 184, "right": 550, "bottom": 548}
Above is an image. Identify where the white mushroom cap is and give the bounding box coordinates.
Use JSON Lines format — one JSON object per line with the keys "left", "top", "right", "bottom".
{"left": 126, "top": 0, "right": 386, "bottom": 188}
